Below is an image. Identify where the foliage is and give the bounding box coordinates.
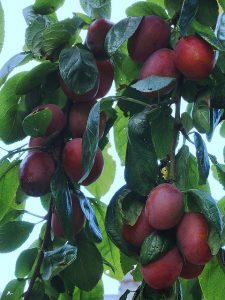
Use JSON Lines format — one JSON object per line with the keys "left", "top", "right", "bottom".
{"left": 0, "top": 0, "right": 225, "bottom": 299}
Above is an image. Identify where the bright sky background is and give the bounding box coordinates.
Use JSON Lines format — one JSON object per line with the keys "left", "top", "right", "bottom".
{"left": 0, "top": 0, "right": 224, "bottom": 296}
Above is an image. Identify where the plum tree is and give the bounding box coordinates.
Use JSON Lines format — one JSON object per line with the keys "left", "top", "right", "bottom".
{"left": 51, "top": 193, "right": 85, "bottom": 238}
{"left": 128, "top": 16, "right": 171, "bottom": 64}
{"left": 177, "top": 212, "right": 212, "bottom": 265}
{"left": 85, "top": 18, "right": 113, "bottom": 59}
{"left": 69, "top": 101, "right": 106, "bottom": 139}
{"left": 174, "top": 35, "right": 215, "bottom": 80}
{"left": 141, "top": 247, "right": 183, "bottom": 289}
{"left": 140, "top": 48, "right": 180, "bottom": 97}
{"left": 145, "top": 183, "right": 184, "bottom": 230}
{"left": 122, "top": 208, "right": 154, "bottom": 247}
{"left": 62, "top": 138, "right": 104, "bottom": 185}
{"left": 180, "top": 261, "right": 205, "bottom": 279}
{"left": 19, "top": 151, "right": 55, "bottom": 197}
{"left": 31, "top": 104, "right": 65, "bottom": 137}
{"left": 94, "top": 59, "right": 114, "bottom": 99}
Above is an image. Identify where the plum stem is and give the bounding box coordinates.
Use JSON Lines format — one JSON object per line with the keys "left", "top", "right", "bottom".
{"left": 23, "top": 198, "right": 53, "bottom": 300}
{"left": 169, "top": 77, "right": 183, "bottom": 181}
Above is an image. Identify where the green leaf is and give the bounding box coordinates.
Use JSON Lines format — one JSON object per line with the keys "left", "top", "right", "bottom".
{"left": 80, "top": 102, "right": 100, "bottom": 184}
{"left": 15, "top": 247, "right": 38, "bottom": 278}
{"left": 192, "top": 90, "right": 210, "bottom": 134}
{"left": 1, "top": 279, "right": 26, "bottom": 300}
{"left": 126, "top": 1, "right": 168, "bottom": 19}
{"left": 131, "top": 75, "right": 176, "bottom": 93}
{"left": 0, "top": 0, "right": 4, "bottom": 54}
{"left": 164, "top": 0, "right": 183, "bottom": 17}
{"left": 80, "top": 0, "right": 111, "bottom": 19}
{"left": 42, "top": 244, "right": 77, "bottom": 280}
{"left": 61, "top": 231, "right": 103, "bottom": 292}
{"left": 207, "top": 108, "right": 221, "bottom": 142}
{"left": 121, "top": 192, "right": 145, "bottom": 226}
{"left": 16, "top": 61, "right": 58, "bottom": 95}
{"left": 191, "top": 20, "right": 225, "bottom": 51}
{"left": 209, "top": 154, "right": 225, "bottom": 190}
{"left": 125, "top": 112, "right": 158, "bottom": 196}
{"left": 187, "top": 189, "right": 222, "bottom": 255}
{"left": 194, "top": 132, "right": 210, "bottom": 185}
{"left": 105, "top": 186, "right": 139, "bottom": 257}
{"left": 199, "top": 256, "right": 225, "bottom": 300}
{"left": 176, "top": 145, "right": 210, "bottom": 192}
{"left": 105, "top": 17, "right": 142, "bottom": 57}
{"left": 0, "top": 52, "right": 32, "bottom": 87}
{"left": 29, "top": 280, "right": 45, "bottom": 300}
{"left": 113, "top": 107, "right": 128, "bottom": 166}
{"left": 42, "top": 17, "right": 83, "bottom": 56}
{"left": 219, "top": 0, "right": 225, "bottom": 11}
{"left": 0, "top": 160, "right": 20, "bottom": 221}
{"left": 151, "top": 112, "right": 175, "bottom": 159}
{"left": 0, "top": 221, "right": 34, "bottom": 253}
{"left": 73, "top": 279, "right": 104, "bottom": 300}
{"left": 25, "top": 15, "right": 51, "bottom": 55}
{"left": 140, "top": 231, "right": 174, "bottom": 265}
{"left": 0, "top": 72, "right": 29, "bottom": 144}
{"left": 51, "top": 164, "right": 74, "bottom": 242}
{"left": 196, "top": 0, "right": 219, "bottom": 28}
{"left": 90, "top": 198, "right": 124, "bottom": 280}
{"left": 181, "top": 112, "right": 193, "bottom": 133}
{"left": 59, "top": 46, "right": 98, "bottom": 95}
{"left": 22, "top": 107, "right": 52, "bottom": 137}
{"left": 181, "top": 278, "right": 202, "bottom": 300}
{"left": 75, "top": 190, "right": 102, "bottom": 243}
{"left": 178, "top": 0, "right": 198, "bottom": 36}
{"left": 33, "top": 0, "right": 65, "bottom": 14}
{"left": 86, "top": 143, "right": 116, "bottom": 198}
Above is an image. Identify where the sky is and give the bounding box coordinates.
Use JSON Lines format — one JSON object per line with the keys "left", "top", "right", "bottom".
{"left": 0, "top": 0, "right": 224, "bottom": 296}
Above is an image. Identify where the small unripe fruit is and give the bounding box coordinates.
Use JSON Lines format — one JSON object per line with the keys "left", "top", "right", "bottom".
{"left": 32, "top": 104, "right": 65, "bottom": 137}
{"left": 51, "top": 193, "right": 85, "bottom": 238}
{"left": 177, "top": 212, "right": 212, "bottom": 265}
{"left": 140, "top": 48, "right": 180, "bottom": 98}
{"left": 174, "top": 35, "right": 215, "bottom": 80}
{"left": 86, "top": 19, "right": 113, "bottom": 59}
{"left": 145, "top": 183, "right": 183, "bottom": 230}
{"left": 141, "top": 247, "right": 183, "bottom": 290}
{"left": 59, "top": 75, "right": 99, "bottom": 103}
{"left": 128, "top": 16, "right": 171, "bottom": 64}
{"left": 180, "top": 260, "right": 205, "bottom": 279}
{"left": 62, "top": 138, "right": 104, "bottom": 186}
{"left": 122, "top": 208, "right": 154, "bottom": 247}
{"left": 94, "top": 60, "right": 114, "bottom": 99}
{"left": 19, "top": 151, "right": 55, "bottom": 197}
{"left": 69, "top": 101, "right": 106, "bottom": 139}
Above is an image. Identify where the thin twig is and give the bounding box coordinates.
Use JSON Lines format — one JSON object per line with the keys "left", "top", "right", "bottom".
{"left": 23, "top": 199, "right": 53, "bottom": 300}
{"left": 169, "top": 78, "right": 183, "bottom": 181}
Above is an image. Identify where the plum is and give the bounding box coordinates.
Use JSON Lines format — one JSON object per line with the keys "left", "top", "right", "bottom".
{"left": 19, "top": 151, "right": 55, "bottom": 197}
{"left": 94, "top": 59, "right": 114, "bottom": 99}
{"left": 174, "top": 35, "right": 215, "bottom": 80}
{"left": 128, "top": 16, "right": 171, "bottom": 64}
{"left": 122, "top": 208, "right": 154, "bottom": 247}
{"left": 141, "top": 247, "right": 183, "bottom": 289}
{"left": 180, "top": 260, "right": 205, "bottom": 279}
{"left": 145, "top": 183, "right": 183, "bottom": 230}
{"left": 62, "top": 138, "right": 104, "bottom": 185}
{"left": 177, "top": 212, "right": 212, "bottom": 265}
{"left": 140, "top": 48, "right": 180, "bottom": 98}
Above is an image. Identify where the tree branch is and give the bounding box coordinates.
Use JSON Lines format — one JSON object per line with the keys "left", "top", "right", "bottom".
{"left": 23, "top": 198, "right": 53, "bottom": 300}
{"left": 169, "top": 78, "right": 183, "bottom": 181}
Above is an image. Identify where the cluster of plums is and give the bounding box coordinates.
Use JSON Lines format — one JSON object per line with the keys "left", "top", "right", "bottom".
{"left": 122, "top": 183, "right": 212, "bottom": 290}
{"left": 19, "top": 18, "right": 116, "bottom": 238}
{"left": 128, "top": 15, "right": 215, "bottom": 97}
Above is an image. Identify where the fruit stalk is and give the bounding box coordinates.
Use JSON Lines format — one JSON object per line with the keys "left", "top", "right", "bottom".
{"left": 23, "top": 198, "right": 53, "bottom": 300}
{"left": 169, "top": 77, "right": 183, "bottom": 181}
